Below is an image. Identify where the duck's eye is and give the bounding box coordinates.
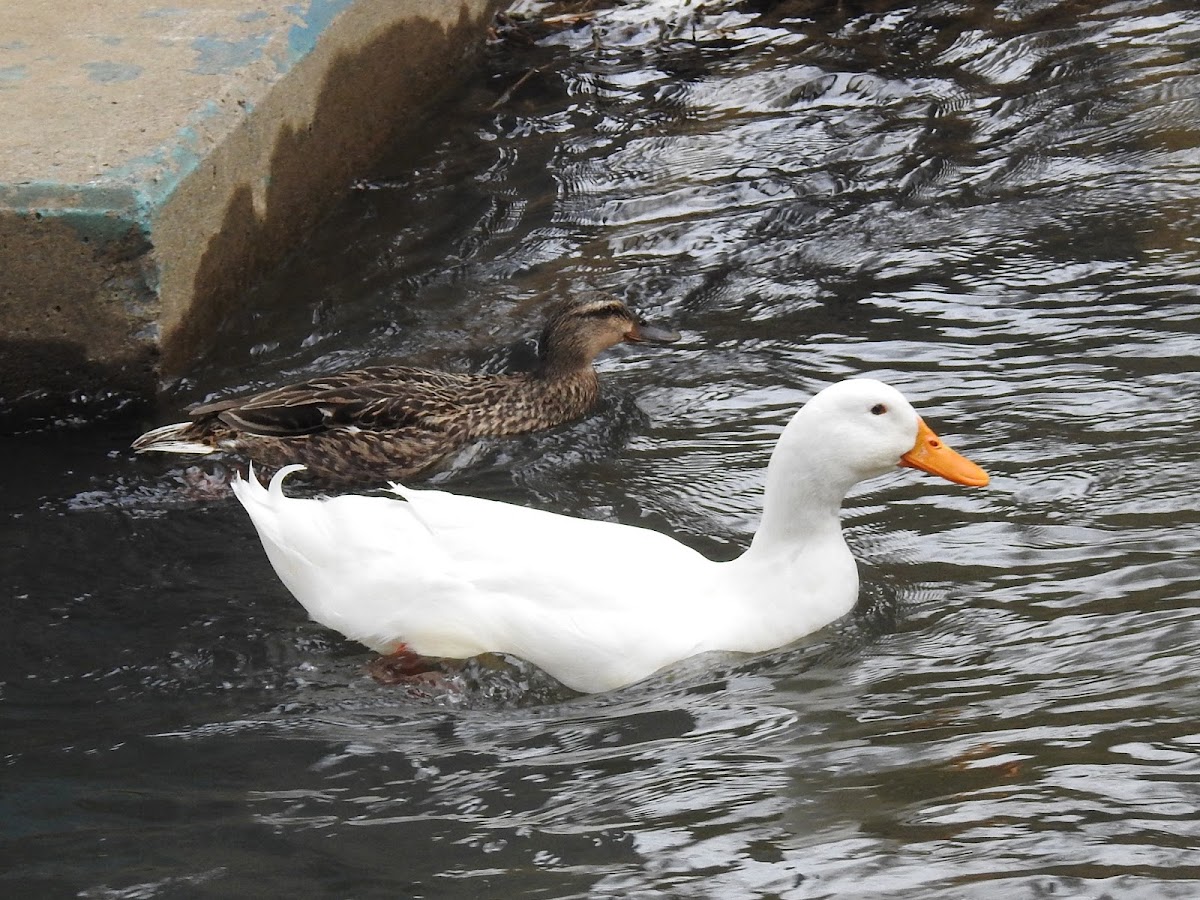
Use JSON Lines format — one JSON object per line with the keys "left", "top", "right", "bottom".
{"left": 870, "top": 403, "right": 887, "bottom": 416}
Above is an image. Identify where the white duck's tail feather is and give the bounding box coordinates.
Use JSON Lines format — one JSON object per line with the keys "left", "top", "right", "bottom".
{"left": 233, "top": 462, "right": 362, "bottom": 591}
{"left": 131, "top": 422, "right": 215, "bottom": 455}
{"left": 233, "top": 463, "right": 423, "bottom": 653}
{"left": 232, "top": 463, "right": 325, "bottom": 602}
{"left": 267, "top": 463, "right": 310, "bottom": 499}
{"left": 231, "top": 464, "right": 309, "bottom": 520}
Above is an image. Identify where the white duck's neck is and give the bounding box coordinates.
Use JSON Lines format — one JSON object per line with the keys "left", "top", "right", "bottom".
{"left": 705, "top": 421, "right": 863, "bottom": 653}
{"left": 744, "top": 423, "right": 857, "bottom": 555}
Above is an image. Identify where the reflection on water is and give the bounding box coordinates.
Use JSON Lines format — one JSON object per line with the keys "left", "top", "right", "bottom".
{"left": 4, "top": 0, "right": 1200, "bottom": 895}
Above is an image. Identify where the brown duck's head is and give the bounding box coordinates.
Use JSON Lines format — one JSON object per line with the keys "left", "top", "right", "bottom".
{"left": 537, "top": 296, "right": 679, "bottom": 374}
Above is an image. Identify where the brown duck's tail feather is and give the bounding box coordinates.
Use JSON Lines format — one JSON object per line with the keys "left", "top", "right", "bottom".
{"left": 131, "top": 422, "right": 216, "bottom": 456}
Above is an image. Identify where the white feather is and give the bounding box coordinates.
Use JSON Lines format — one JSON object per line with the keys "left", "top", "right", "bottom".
{"left": 131, "top": 422, "right": 215, "bottom": 456}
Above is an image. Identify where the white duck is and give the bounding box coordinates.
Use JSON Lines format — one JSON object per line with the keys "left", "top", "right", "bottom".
{"left": 232, "top": 378, "right": 988, "bottom": 693}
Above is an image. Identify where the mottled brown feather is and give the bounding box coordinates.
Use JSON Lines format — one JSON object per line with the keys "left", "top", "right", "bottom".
{"left": 133, "top": 299, "right": 678, "bottom": 486}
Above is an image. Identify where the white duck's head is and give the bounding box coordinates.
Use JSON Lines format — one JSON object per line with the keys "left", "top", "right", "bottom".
{"left": 790, "top": 378, "right": 987, "bottom": 485}
{"left": 756, "top": 378, "right": 988, "bottom": 544}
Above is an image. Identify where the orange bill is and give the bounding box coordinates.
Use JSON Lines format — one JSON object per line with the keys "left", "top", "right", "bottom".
{"left": 900, "top": 418, "right": 989, "bottom": 487}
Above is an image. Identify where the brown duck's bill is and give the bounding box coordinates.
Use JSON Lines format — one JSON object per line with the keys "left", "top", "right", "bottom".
{"left": 626, "top": 321, "right": 681, "bottom": 343}
{"left": 900, "top": 418, "right": 989, "bottom": 487}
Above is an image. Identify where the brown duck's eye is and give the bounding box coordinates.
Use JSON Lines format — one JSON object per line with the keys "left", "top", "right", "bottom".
{"left": 871, "top": 403, "right": 887, "bottom": 415}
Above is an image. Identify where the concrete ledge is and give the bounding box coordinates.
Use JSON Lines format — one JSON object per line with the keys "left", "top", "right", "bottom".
{"left": 0, "top": 0, "right": 501, "bottom": 424}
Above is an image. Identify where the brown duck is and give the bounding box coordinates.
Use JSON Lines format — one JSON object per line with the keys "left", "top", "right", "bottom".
{"left": 132, "top": 297, "right": 679, "bottom": 485}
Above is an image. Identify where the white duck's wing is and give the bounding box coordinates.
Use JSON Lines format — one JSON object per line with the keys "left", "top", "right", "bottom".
{"left": 234, "top": 468, "right": 716, "bottom": 685}
{"left": 388, "top": 482, "right": 708, "bottom": 575}
{"left": 385, "top": 486, "right": 727, "bottom": 691}
{"left": 233, "top": 466, "right": 475, "bottom": 653}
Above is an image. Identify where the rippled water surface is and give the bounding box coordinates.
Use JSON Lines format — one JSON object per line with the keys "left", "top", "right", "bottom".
{"left": 5, "top": 0, "right": 1200, "bottom": 896}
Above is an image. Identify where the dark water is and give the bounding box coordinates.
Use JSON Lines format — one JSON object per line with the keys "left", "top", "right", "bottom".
{"left": 5, "top": 0, "right": 1200, "bottom": 895}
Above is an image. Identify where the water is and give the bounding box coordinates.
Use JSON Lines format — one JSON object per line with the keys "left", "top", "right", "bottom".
{"left": 4, "top": 0, "right": 1200, "bottom": 895}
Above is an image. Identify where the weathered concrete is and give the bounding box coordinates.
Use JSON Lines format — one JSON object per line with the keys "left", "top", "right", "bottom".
{"left": 0, "top": 0, "right": 501, "bottom": 423}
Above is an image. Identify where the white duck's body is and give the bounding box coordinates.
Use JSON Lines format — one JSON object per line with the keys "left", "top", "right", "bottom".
{"left": 232, "top": 379, "right": 988, "bottom": 693}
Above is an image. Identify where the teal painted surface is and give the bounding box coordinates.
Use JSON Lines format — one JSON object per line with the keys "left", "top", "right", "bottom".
{"left": 0, "top": 199, "right": 147, "bottom": 246}
{"left": 0, "top": 4, "right": 325, "bottom": 224}
{"left": 83, "top": 61, "right": 143, "bottom": 83}
{"left": 0, "top": 95, "right": 223, "bottom": 234}
{"left": 114, "top": 3, "right": 361, "bottom": 214}
{"left": 191, "top": 32, "right": 270, "bottom": 75}
{"left": 0, "top": 182, "right": 139, "bottom": 216}
{"left": 0, "top": 0, "right": 465, "bottom": 234}
{"left": 109, "top": 100, "right": 224, "bottom": 223}
{"left": 285, "top": 0, "right": 354, "bottom": 61}
{"left": 0, "top": 0, "right": 359, "bottom": 222}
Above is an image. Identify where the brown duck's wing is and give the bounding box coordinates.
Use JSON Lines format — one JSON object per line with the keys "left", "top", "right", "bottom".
{"left": 194, "top": 367, "right": 491, "bottom": 438}
{"left": 187, "top": 366, "right": 477, "bottom": 417}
